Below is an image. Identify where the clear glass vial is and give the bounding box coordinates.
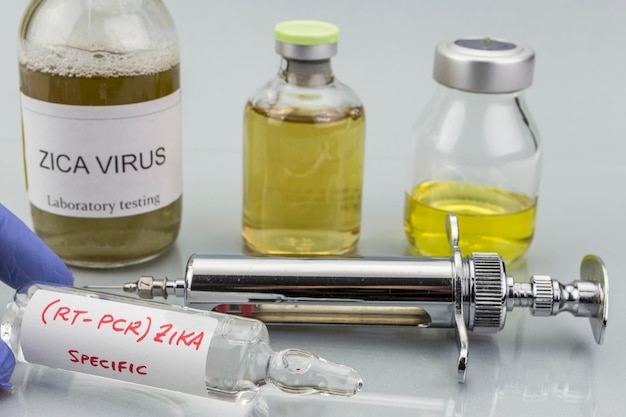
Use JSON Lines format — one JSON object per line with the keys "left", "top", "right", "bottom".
{"left": 1, "top": 284, "right": 362, "bottom": 400}
{"left": 243, "top": 20, "right": 366, "bottom": 256}
{"left": 404, "top": 37, "right": 541, "bottom": 262}
{"left": 19, "top": 0, "right": 183, "bottom": 268}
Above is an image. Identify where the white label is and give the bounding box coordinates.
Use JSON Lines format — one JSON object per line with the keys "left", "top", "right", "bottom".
{"left": 20, "top": 289, "right": 215, "bottom": 396}
{"left": 21, "top": 91, "right": 182, "bottom": 218}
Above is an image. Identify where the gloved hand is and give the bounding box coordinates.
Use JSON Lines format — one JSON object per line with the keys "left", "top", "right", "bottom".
{"left": 0, "top": 203, "right": 73, "bottom": 388}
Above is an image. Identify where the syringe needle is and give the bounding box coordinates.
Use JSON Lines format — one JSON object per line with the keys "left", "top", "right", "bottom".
{"left": 86, "top": 277, "right": 183, "bottom": 300}
{"left": 84, "top": 282, "right": 140, "bottom": 293}
{"left": 83, "top": 285, "right": 125, "bottom": 290}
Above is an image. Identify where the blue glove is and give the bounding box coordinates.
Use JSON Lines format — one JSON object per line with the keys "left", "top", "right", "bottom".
{"left": 0, "top": 203, "right": 74, "bottom": 388}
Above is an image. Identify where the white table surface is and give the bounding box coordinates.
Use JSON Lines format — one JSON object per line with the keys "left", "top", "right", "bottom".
{"left": 1, "top": 1, "right": 625, "bottom": 416}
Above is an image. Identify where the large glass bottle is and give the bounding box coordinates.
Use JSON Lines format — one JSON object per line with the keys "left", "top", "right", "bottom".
{"left": 19, "top": 0, "right": 182, "bottom": 268}
{"left": 243, "top": 20, "right": 366, "bottom": 256}
{"left": 404, "top": 37, "right": 541, "bottom": 263}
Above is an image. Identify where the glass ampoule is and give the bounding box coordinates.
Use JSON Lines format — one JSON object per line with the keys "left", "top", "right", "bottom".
{"left": 1, "top": 284, "right": 362, "bottom": 400}
{"left": 19, "top": 0, "right": 182, "bottom": 268}
{"left": 243, "top": 20, "right": 366, "bottom": 256}
{"left": 404, "top": 37, "right": 541, "bottom": 263}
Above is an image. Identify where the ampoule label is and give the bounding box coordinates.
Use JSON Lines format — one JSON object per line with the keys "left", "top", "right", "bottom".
{"left": 20, "top": 289, "right": 215, "bottom": 396}
{"left": 21, "top": 91, "right": 182, "bottom": 218}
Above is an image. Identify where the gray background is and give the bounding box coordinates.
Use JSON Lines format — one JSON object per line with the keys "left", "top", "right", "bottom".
{"left": 1, "top": 1, "right": 625, "bottom": 416}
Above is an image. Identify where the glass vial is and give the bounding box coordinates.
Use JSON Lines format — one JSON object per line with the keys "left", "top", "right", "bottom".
{"left": 1, "top": 284, "right": 362, "bottom": 400}
{"left": 404, "top": 37, "right": 541, "bottom": 262}
{"left": 243, "top": 20, "right": 366, "bottom": 256}
{"left": 19, "top": 0, "right": 183, "bottom": 268}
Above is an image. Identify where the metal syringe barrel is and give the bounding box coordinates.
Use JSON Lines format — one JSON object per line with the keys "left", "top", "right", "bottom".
{"left": 183, "top": 254, "right": 459, "bottom": 328}
{"left": 182, "top": 252, "right": 527, "bottom": 333}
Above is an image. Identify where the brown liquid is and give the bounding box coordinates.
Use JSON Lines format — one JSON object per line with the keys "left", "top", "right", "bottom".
{"left": 20, "top": 56, "right": 181, "bottom": 268}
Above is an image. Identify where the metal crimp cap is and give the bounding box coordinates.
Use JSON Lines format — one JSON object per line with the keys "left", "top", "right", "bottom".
{"left": 433, "top": 37, "right": 535, "bottom": 93}
{"left": 531, "top": 275, "right": 554, "bottom": 316}
{"left": 470, "top": 253, "right": 507, "bottom": 332}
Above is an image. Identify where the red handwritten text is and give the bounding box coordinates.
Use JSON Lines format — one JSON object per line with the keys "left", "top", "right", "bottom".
{"left": 41, "top": 299, "right": 206, "bottom": 351}
{"left": 153, "top": 323, "right": 204, "bottom": 351}
{"left": 68, "top": 349, "right": 148, "bottom": 375}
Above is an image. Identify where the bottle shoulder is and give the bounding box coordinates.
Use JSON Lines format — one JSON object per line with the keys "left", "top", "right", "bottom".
{"left": 19, "top": 0, "right": 178, "bottom": 52}
{"left": 247, "top": 76, "right": 364, "bottom": 115}
{"left": 413, "top": 88, "right": 540, "bottom": 161}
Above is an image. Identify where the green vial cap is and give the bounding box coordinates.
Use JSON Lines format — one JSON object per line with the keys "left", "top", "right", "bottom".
{"left": 274, "top": 20, "right": 340, "bottom": 46}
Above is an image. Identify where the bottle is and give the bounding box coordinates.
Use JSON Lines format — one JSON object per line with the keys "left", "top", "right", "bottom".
{"left": 404, "top": 37, "right": 541, "bottom": 263}
{"left": 243, "top": 20, "right": 366, "bottom": 256}
{"left": 1, "top": 284, "right": 362, "bottom": 400}
{"left": 18, "top": 0, "right": 183, "bottom": 268}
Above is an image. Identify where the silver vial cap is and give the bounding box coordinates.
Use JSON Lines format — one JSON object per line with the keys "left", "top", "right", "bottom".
{"left": 275, "top": 42, "right": 337, "bottom": 61}
{"left": 433, "top": 37, "right": 535, "bottom": 93}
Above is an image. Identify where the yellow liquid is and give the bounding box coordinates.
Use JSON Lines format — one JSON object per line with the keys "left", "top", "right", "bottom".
{"left": 404, "top": 181, "right": 536, "bottom": 262}
{"left": 20, "top": 53, "right": 181, "bottom": 268}
{"left": 243, "top": 103, "right": 365, "bottom": 255}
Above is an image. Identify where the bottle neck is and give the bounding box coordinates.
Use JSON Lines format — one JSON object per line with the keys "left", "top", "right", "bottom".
{"left": 434, "top": 83, "right": 526, "bottom": 105}
{"left": 278, "top": 58, "right": 334, "bottom": 87}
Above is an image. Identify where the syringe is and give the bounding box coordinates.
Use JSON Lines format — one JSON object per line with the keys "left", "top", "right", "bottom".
{"left": 94, "top": 215, "right": 609, "bottom": 383}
